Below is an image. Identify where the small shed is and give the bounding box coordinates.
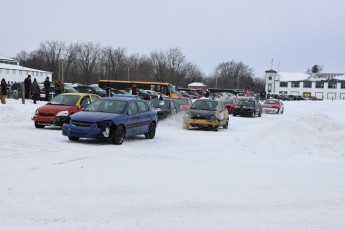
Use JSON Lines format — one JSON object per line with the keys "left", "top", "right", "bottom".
{"left": 188, "top": 82, "right": 207, "bottom": 91}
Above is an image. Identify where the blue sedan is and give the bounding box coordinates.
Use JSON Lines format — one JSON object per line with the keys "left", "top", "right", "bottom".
{"left": 62, "top": 97, "right": 158, "bottom": 144}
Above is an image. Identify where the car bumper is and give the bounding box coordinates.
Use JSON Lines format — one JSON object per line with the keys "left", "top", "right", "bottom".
{"left": 32, "top": 115, "right": 55, "bottom": 126}
{"left": 233, "top": 109, "right": 253, "bottom": 116}
{"left": 53, "top": 116, "right": 69, "bottom": 126}
{"left": 62, "top": 123, "right": 103, "bottom": 139}
{"left": 184, "top": 118, "right": 218, "bottom": 129}
{"left": 262, "top": 108, "right": 278, "bottom": 113}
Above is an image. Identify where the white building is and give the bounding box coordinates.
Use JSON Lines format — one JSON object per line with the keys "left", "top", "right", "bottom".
{"left": 0, "top": 56, "right": 52, "bottom": 83}
{"left": 265, "top": 69, "right": 345, "bottom": 100}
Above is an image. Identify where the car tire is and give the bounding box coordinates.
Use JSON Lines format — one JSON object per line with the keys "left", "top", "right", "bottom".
{"left": 110, "top": 125, "right": 125, "bottom": 145}
{"left": 68, "top": 136, "right": 79, "bottom": 141}
{"left": 213, "top": 125, "right": 219, "bottom": 132}
{"left": 251, "top": 111, "right": 255, "bottom": 118}
{"left": 223, "top": 121, "right": 229, "bottom": 129}
{"left": 145, "top": 122, "right": 156, "bottom": 139}
{"left": 277, "top": 108, "right": 280, "bottom": 114}
{"left": 233, "top": 113, "right": 236, "bottom": 117}
{"left": 34, "top": 121, "right": 45, "bottom": 129}
{"left": 258, "top": 111, "right": 262, "bottom": 117}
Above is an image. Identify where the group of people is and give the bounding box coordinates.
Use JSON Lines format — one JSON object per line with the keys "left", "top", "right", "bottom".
{"left": 23, "top": 75, "right": 64, "bottom": 103}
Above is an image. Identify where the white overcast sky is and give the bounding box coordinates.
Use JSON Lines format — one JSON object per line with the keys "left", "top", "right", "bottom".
{"left": 1, "top": 0, "right": 344, "bottom": 77}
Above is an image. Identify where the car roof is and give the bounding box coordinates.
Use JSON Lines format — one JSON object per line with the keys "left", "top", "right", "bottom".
{"left": 100, "top": 96, "right": 139, "bottom": 102}
{"left": 58, "top": 93, "right": 99, "bottom": 97}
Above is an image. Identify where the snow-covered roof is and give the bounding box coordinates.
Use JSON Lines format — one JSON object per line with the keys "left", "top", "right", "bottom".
{"left": 276, "top": 72, "right": 310, "bottom": 81}
{"left": 0, "top": 63, "right": 52, "bottom": 73}
{"left": 276, "top": 72, "right": 345, "bottom": 82}
{"left": 188, "top": 82, "right": 206, "bottom": 87}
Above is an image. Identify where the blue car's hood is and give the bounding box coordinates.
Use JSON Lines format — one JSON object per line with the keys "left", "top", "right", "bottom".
{"left": 70, "top": 111, "right": 120, "bottom": 122}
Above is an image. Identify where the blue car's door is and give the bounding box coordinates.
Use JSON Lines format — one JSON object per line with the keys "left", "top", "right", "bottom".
{"left": 126, "top": 101, "right": 140, "bottom": 136}
{"left": 136, "top": 100, "right": 152, "bottom": 133}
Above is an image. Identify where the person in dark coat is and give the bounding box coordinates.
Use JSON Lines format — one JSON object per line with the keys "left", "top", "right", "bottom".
{"left": 30, "top": 78, "right": 41, "bottom": 104}
{"left": 1, "top": 78, "right": 8, "bottom": 104}
{"left": 44, "top": 77, "right": 50, "bottom": 101}
{"left": 24, "top": 75, "right": 32, "bottom": 99}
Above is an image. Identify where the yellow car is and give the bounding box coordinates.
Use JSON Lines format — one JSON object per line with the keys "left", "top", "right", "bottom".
{"left": 183, "top": 99, "right": 229, "bottom": 131}
{"left": 32, "top": 93, "right": 100, "bottom": 128}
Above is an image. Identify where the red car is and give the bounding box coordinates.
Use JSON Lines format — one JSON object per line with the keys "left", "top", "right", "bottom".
{"left": 32, "top": 93, "right": 100, "bottom": 128}
{"left": 171, "top": 97, "right": 193, "bottom": 110}
{"left": 222, "top": 98, "right": 239, "bottom": 114}
{"left": 262, "top": 99, "right": 284, "bottom": 114}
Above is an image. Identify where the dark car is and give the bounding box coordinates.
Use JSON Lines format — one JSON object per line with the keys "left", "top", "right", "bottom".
{"left": 183, "top": 99, "right": 229, "bottom": 131}
{"left": 233, "top": 99, "right": 262, "bottom": 118}
{"left": 74, "top": 85, "right": 107, "bottom": 97}
{"left": 148, "top": 98, "right": 181, "bottom": 120}
{"left": 62, "top": 97, "right": 158, "bottom": 145}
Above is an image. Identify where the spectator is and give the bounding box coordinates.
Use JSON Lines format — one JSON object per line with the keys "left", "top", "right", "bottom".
{"left": 30, "top": 78, "right": 40, "bottom": 104}
{"left": 54, "top": 78, "right": 64, "bottom": 96}
{"left": 44, "top": 77, "right": 50, "bottom": 101}
{"left": 1, "top": 78, "right": 7, "bottom": 104}
{"left": 24, "top": 75, "right": 32, "bottom": 99}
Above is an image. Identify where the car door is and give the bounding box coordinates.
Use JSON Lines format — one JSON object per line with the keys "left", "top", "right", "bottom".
{"left": 126, "top": 101, "right": 140, "bottom": 136}
{"left": 136, "top": 100, "right": 151, "bottom": 133}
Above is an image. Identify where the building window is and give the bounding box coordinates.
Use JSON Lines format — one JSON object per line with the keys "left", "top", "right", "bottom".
{"left": 328, "top": 81, "right": 337, "bottom": 89}
{"left": 303, "top": 81, "right": 311, "bottom": 88}
{"left": 280, "top": 82, "right": 288, "bottom": 87}
{"left": 316, "top": 82, "right": 324, "bottom": 88}
{"left": 40, "top": 72, "right": 43, "bottom": 76}
{"left": 291, "top": 81, "right": 300, "bottom": 88}
{"left": 268, "top": 83, "right": 272, "bottom": 92}
{"left": 341, "top": 82, "right": 345, "bottom": 89}
{"left": 279, "top": 91, "right": 287, "bottom": 95}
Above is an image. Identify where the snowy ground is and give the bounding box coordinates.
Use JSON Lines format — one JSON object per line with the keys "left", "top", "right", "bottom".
{"left": 0, "top": 98, "right": 345, "bottom": 230}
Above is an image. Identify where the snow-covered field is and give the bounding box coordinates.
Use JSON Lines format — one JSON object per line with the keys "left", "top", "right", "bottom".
{"left": 1, "top": 99, "right": 345, "bottom": 230}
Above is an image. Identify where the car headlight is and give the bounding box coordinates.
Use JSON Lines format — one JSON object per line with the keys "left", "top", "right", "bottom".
{"left": 56, "top": 110, "right": 69, "bottom": 117}
{"left": 96, "top": 120, "right": 113, "bottom": 129}
{"left": 206, "top": 114, "right": 217, "bottom": 121}
{"left": 184, "top": 112, "right": 191, "bottom": 118}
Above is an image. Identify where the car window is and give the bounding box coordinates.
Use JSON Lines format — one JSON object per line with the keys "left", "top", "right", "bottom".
{"left": 137, "top": 101, "right": 148, "bottom": 113}
{"left": 91, "top": 95, "right": 100, "bottom": 101}
{"left": 128, "top": 102, "right": 138, "bottom": 115}
{"left": 80, "top": 96, "right": 91, "bottom": 108}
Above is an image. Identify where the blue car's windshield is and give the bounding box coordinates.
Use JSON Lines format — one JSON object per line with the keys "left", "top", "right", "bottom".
{"left": 85, "top": 99, "right": 127, "bottom": 114}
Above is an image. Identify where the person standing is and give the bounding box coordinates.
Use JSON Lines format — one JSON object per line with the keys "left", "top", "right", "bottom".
{"left": 30, "top": 78, "right": 40, "bottom": 104}
{"left": 54, "top": 78, "right": 64, "bottom": 96}
{"left": 24, "top": 75, "right": 32, "bottom": 99}
{"left": 1, "top": 78, "right": 7, "bottom": 104}
{"left": 44, "top": 77, "right": 50, "bottom": 101}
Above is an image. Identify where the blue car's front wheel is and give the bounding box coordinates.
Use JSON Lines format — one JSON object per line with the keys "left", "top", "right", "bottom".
{"left": 110, "top": 125, "right": 125, "bottom": 145}
{"left": 145, "top": 122, "right": 156, "bottom": 139}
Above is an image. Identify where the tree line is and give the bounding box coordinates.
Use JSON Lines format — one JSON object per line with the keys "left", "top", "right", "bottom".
{"left": 16, "top": 40, "right": 265, "bottom": 91}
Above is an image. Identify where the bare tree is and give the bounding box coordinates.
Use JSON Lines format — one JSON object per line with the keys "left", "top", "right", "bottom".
{"left": 76, "top": 42, "right": 101, "bottom": 84}
{"left": 62, "top": 43, "right": 79, "bottom": 82}
{"left": 101, "top": 47, "right": 127, "bottom": 80}
{"left": 149, "top": 50, "right": 168, "bottom": 82}
{"left": 39, "top": 41, "right": 66, "bottom": 79}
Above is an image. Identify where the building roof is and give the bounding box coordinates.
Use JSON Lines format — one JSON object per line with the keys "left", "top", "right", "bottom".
{"left": 188, "top": 82, "right": 206, "bottom": 87}
{"left": 0, "top": 63, "right": 52, "bottom": 73}
{"left": 276, "top": 72, "right": 345, "bottom": 82}
{"left": 265, "top": 69, "right": 277, "bottom": 73}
